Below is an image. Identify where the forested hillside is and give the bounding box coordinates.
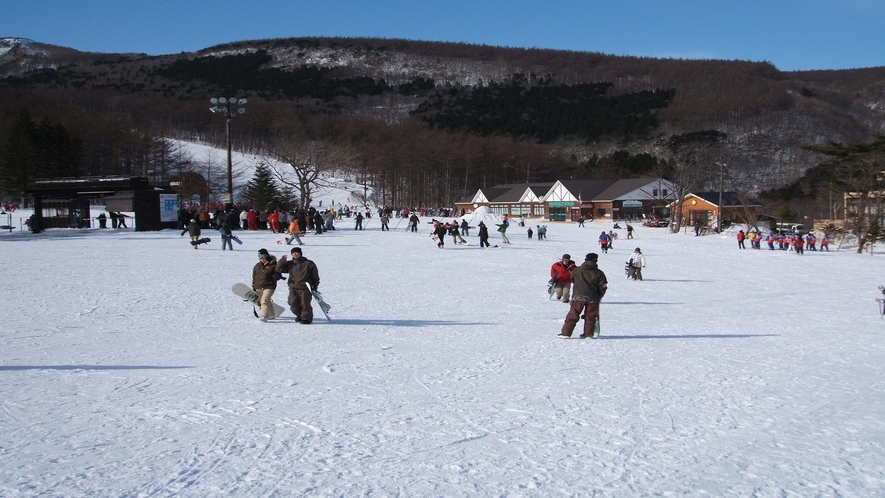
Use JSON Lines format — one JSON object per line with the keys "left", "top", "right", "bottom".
{"left": 1, "top": 36, "right": 883, "bottom": 213}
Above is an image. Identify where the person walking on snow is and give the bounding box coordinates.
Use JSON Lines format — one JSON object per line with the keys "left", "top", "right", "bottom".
{"left": 558, "top": 253, "right": 608, "bottom": 339}
{"left": 550, "top": 254, "right": 577, "bottom": 303}
{"left": 182, "top": 219, "right": 201, "bottom": 249}
{"left": 628, "top": 247, "right": 646, "bottom": 281}
{"left": 220, "top": 223, "right": 234, "bottom": 251}
{"left": 275, "top": 246, "right": 320, "bottom": 324}
{"left": 478, "top": 221, "right": 491, "bottom": 247}
{"left": 253, "top": 249, "right": 280, "bottom": 322}
{"left": 599, "top": 231, "right": 610, "bottom": 253}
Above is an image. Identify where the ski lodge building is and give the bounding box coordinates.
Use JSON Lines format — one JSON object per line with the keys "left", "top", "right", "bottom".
{"left": 455, "top": 178, "right": 676, "bottom": 222}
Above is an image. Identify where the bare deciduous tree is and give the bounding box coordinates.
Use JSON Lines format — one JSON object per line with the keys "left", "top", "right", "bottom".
{"left": 656, "top": 130, "right": 727, "bottom": 233}
{"left": 267, "top": 137, "right": 359, "bottom": 211}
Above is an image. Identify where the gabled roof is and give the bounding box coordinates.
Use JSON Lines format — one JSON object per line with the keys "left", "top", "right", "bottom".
{"left": 493, "top": 183, "right": 555, "bottom": 203}
{"left": 471, "top": 187, "right": 512, "bottom": 204}
{"left": 593, "top": 178, "right": 675, "bottom": 201}
{"left": 547, "top": 179, "right": 618, "bottom": 202}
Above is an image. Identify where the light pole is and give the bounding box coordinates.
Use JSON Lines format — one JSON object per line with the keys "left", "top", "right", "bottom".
{"left": 717, "top": 162, "right": 724, "bottom": 233}
{"left": 210, "top": 97, "right": 247, "bottom": 205}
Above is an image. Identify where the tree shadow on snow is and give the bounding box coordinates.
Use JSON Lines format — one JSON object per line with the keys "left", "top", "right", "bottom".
{"left": 0, "top": 365, "right": 194, "bottom": 371}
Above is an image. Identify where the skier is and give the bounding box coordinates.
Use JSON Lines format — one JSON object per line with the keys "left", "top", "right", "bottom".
{"left": 558, "top": 253, "right": 608, "bottom": 339}
{"left": 460, "top": 219, "right": 469, "bottom": 236}
{"left": 276, "top": 247, "right": 320, "bottom": 324}
{"left": 626, "top": 224, "right": 634, "bottom": 239}
{"left": 737, "top": 230, "right": 746, "bottom": 249}
{"left": 550, "top": 254, "right": 577, "bottom": 303}
{"left": 496, "top": 218, "right": 511, "bottom": 244}
{"left": 380, "top": 213, "right": 390, "bottom": 231}
{"left": 355, "top": 212, "right": 364, "bottom": 230}
{"left": 409, "top": 213, "right": 420, "bottom": 232}
{"left": 253, "top": 249, "right": 280, "bottom": 322}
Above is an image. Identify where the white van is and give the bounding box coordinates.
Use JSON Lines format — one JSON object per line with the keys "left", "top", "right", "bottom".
{"left": 775, "top": 223, "right": 806, "bottom": 234}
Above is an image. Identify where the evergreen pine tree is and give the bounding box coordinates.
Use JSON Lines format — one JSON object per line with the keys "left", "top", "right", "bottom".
{"left": 0, "top": 110, "right": 39, "bottom": 204}
{"left": 241, "top": 162, "right": 282, "bottom": 209}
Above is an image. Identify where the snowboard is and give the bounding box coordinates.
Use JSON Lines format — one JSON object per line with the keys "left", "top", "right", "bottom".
{"left": 547, "top": 277, "right": 556, "bottom": 300}
{"left": 231, "top": 235, "right": 242, "bottom": 245}
{"left": 231, "top": 283, "right": 286, "bottom": 318}
{"left": 304, "top": 282, "right": 331, "bottom": 322}
{"left": 191, "top": 237, "right": 211, "bottom": 247}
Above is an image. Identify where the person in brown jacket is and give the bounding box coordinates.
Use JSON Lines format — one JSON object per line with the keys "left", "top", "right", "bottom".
{"left": 253, "top": 248, "right": 280, "bottom": 322}
{"left": 558, "top": 252, "right": 608, "bottom": 339}
{"left": 275, "top": 246, "right": 320, "bottom": 324}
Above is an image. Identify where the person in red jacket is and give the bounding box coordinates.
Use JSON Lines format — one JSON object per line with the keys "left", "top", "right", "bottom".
{"left": 737, "top": 230, "right": 746, "bottom": 249}
{"left": 550, "top": 254, "right": 577, "bottom": 303}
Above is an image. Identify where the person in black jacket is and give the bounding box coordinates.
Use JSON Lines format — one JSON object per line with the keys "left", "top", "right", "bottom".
{"left": 433, "top": 221, "right": 447, "bottom": 248}
{"left": 477, "top": 221, "right": 490, "bottom": 247}
{"left": 558, "top": 253, "right": 608, "bottom": 339}
{"left": 276, "top": 247, "right": 320, "bottom": 324}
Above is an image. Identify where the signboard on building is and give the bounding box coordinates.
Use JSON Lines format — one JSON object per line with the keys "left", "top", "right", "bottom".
{"left": 160, "top": 194, "right": 178, "bottom": 223}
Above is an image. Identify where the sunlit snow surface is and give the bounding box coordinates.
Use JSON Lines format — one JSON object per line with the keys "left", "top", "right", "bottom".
{"left": 1, "top": 214, "right": 884, "bottom": 496}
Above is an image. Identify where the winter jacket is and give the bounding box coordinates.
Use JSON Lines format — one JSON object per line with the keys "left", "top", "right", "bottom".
{"left": 569, "top": 261, "right": 608, "bottom": 302}
{"left": 276, "top": 255, "right": 320, "bottom": 291}
{"left": 551, "top": 260, "right": 576, "bottom": 284}
{"left": 182, "top": 221, "right": 201, "bottom": 237}
{"left": 629, "top": 252, "right": 646, "bottom": 268}
{"left": 252, "top": 256, "right": 280, "bottom": 290}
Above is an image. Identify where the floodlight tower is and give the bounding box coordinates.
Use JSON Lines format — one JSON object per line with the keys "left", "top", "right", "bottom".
{"left": 209, "top": 97, "right": 247, "bottom": 205}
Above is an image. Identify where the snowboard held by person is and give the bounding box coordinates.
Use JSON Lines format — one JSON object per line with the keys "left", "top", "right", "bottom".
{"left": 276, "top": 247, "right": 321, "bottom": 324}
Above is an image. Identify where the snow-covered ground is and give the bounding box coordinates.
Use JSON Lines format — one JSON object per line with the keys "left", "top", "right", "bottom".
{"left": 2, "top": 211, "right": 884, "bottom": 496}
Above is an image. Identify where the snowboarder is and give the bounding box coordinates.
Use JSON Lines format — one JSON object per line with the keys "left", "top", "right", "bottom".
{"left": 558, "top": 253, "right": 608, "bottom": 339}
{"left": 628, "top": 247, "right": 646, "bottom": 281}
{"left": 433, "top": 221, "right": 447, "bottom": 248}
{"left": 276, "top": 247, "right": 320, "bottom": 324}
{"left": 182, "top": 219, "right": 201, "bottom": 249}
{"left": 550, "top": 254, "right": 577, "bottom": 303}
{"left": 220, "top": 223, "right": 234, "bottom": 251}
{"left": 253, "top": 249, "right": 280, "bottom": 322}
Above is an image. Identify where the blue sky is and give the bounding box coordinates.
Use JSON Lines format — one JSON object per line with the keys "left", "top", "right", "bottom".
{"left": 3, "top": 0, "right": 884, "bottom": 71}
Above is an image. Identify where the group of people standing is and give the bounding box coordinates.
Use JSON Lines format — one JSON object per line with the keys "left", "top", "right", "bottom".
{"left": 737, "top": 229, "right": 829, "bottom": 253}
